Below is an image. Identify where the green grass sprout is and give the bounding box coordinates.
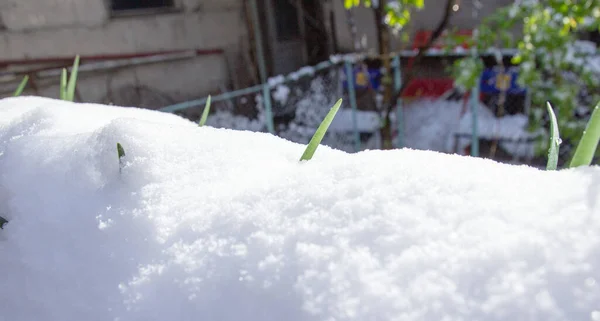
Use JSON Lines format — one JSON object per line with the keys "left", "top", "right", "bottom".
{"left": 300, "top": 98, "right": 343, "bottom": 161}
{"left": 198, "top": 95, "right": 212, "bottom": 127}
{"left": 569, "top": 101, "right": 600, "bottom": 168}
{"left": 60, "top": 68, "right": 68, "bottom": 100}
{"left": 65, "top": 55, "right": 80, "bottom": 102}
{"left": 13, "top": 75, "right": 29, "bottom": 96}
{"left": 117, "top": 143, "right": 126, "bottom": 172}
{"left": 546, "top": 102, "right": 560, "bottom": 170}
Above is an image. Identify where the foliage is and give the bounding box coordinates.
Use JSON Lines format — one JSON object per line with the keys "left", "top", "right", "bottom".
{"left": 344, "top": 0, "right": 424, "bottom": 30}
{"left": 13, "top": 76, "right": 29, "bottom": 97}
{"left": 546, "top": 102, "right": 561, "bottom": 170}
{"left": 60, "top": 55, "right": 80, "bottom": 102}
{"left": 570, "top": 101, "right": 600, "bottom": 167}
{"left": 449, "top": 0, "right": 600, "bottom": 157}
{"left": 300, "top": 99, "right": 343, "bottom": 161}
{"left": 198, "top": 95, "right": 212, "bottom": 127}
{"left": 117, "top": 143, "right": 126, "bottom": 172}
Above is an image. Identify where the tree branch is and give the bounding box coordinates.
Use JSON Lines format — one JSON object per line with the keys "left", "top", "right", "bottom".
{"left": 384, "top": 0, "right": 455, "bottom": 121}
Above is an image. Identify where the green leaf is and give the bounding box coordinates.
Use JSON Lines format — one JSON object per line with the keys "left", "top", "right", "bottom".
{"left": 65, "top": 55, "right": 80, "bottom": 102}
{"left": 13, "top": 75, "right": 29, "bottom": 97}
{"left": 0, "top": 216, "right": 7, "bottom": 229}
{"left": 546, "top": 102, "right": 560, "bottom": 170}
{"left": 60, "top": 68, "right": 67, "bottom": 100}
{"left": 198, "top": 95, "right": 212, "bottom": 127}
{"left": 300, "top": 99, "right": 343, "bottom": 161}
{"left": 569, "top": 101, "right": 600, "bottom": 168}
{"left": 117, "top": 143, "right": 126, "bottom": 172}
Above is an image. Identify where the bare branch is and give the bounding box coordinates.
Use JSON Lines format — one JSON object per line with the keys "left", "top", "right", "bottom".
{"left": 383, "top": 0, "right": 455, "bottom": 121}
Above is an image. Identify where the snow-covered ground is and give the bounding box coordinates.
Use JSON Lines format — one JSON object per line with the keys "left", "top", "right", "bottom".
{"left": 207, "top": 93, "right": 536, "bottom": 158}
{"left": 402, "top": 99, "right": 537, "bottom": 159}
{"left": 1, "top": 96, "right": 599, "bottom": 321}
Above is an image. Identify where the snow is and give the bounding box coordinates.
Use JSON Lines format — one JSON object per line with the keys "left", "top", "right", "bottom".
{"left": 290, "top": 67, "right": 316, "bottom": 81}
{"left": 401, "top": 99, "right": 537, "bottom": 158}
{"left": 2, "top": 96, "right": 600, "bottom": 321}
{"left": 268, "top": 75, "right": 285, "bottom": 87}
{"left": 273, "top": 85, "right": 291, "bottom": 105}
{"left": 565, "top": 41, "right": 600, "bottom": 77}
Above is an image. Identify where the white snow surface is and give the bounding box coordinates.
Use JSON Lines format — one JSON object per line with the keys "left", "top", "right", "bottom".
{"left": 1, "top": 96, "right": 600, "bottom": 321}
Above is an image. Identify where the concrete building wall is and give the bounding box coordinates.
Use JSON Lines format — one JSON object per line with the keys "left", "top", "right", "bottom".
{"left": 331, "top": 0, "right": 517, "bottom": 53}
{"left": 0, "top": 0, "right": 250, "bottom": 113}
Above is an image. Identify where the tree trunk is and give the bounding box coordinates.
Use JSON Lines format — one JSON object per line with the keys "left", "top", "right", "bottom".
{"left": 374, "top": 0, "right": 394, "bottom": 149}
{"left": 379, "top": 0, "right": 455, "bottom": 149}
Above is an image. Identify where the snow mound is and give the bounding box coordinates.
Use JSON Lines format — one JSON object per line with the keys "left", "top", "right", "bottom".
{"left": 1, "top": 96, "right": 600, "bottom": 321}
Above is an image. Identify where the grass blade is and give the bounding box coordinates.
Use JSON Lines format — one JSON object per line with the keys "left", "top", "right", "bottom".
{"left": 60, "top": 68, "right": 67, "bottom": 100}
{"left": 0, "top": 215, "right": 7, "bottom": 229}
{"left": 569, "top": 101, "right": 600, "bottom": 168}
{"left": 300, "top": 98, "right": 343, "bottom": 161}
{"left": 117, "top": 143, "right": 126, "bottom": 172}
{"left": 13, "top": 75, "right": 29, "bottom": 96}
{"left": 198, "top": 95, "right": 212, "bottom": 126}
{"left": 65, "top": 55, "right": 80, "bottom": 102}
{"left": 546, "top": 102, "right": 560, "bottom": 170}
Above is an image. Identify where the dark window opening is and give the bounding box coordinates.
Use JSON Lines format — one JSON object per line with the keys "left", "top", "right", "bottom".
{"left": 274, "top": 0, "right": 300, "bottom": 41}
{"left": 111, "top": 0, "right": 175, "bottom": 11}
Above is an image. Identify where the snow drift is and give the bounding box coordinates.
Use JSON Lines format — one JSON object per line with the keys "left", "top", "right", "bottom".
{"left": 1, "top": 96, "right": 599, "bottom": 321}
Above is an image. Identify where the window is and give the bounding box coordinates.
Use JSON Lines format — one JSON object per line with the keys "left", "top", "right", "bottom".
{"left": 274, "top": 0, "right": 300, "bottom": 41}
{"left": 110, "top": 0, "right": 175, "bottom": 12}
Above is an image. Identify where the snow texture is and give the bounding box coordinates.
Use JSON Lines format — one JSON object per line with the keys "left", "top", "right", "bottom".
{"left": 1, "top": 97, "right": 600, "bottom": 321}
{"left": 400, "top": 99, "right": 536, "bottom": 158}
{"left": 565, "top": 41, "right": 600, "bottom": 78}
{"left": 273, "top": 85, "right": 291, "bottom": 105}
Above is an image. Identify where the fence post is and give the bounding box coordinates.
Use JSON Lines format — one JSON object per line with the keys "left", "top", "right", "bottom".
{"left": 344, "top": 60, "right": 361, "bottom": 152}
{"left": 263, "top": 84, "right": 275, "bottom": 134}
{"left": 392, "top": 55, "right": 404, "bottom": 148}
{"left": 470, "top": 77, "right": 480, "bottom": 157}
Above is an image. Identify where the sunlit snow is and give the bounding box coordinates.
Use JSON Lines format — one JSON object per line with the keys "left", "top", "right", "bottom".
{"left": 0, "top": 96, "right": 599, "bottom": 321}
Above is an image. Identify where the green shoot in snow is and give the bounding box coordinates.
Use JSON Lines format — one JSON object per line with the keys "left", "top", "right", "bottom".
{"left": 60, "top": 69, "right": 68, "bottom": 100}
{"left": 117, "top": 143, "right": 126, "bottom": 171}
{"left": 13, "top": 76, "right": 29, "bottom": 97}
{"left": 59, "top": 55, "right": 80, "bottom": 101}
{"left": 546, "top": 102, "right": 560, "bottom": 170}
{"left": 198, "top": 95, "right": 212, "bottom": 127}
{"left": 65, "top": 55, "right": 80, "bottom": 102}
{"left": 300, "top": 99, "right": 343, "bottom": 161}
{"left": 569, "top": 101, "right": 600, "bottom": 168}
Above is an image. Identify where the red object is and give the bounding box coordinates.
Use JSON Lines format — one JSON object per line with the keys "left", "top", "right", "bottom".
{"left": 401, "top": 78, "right": 455, "bottom": 99}
{"left": 405, "top": 29, "right": 473, "bottom": 79}
{"left": 0, "top": 48, "right": 224, "bottom": 68}
{"left": 411, "top": 29, "right": 473, "bottom": 50}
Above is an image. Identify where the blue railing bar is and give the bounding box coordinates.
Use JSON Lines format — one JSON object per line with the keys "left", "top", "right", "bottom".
{"left": 392, "top": 55, "right": 404, "bottom": 149}
{"left": 262, "top": 84, "right": 275, "bottom": 133}
{"left": 160, "top": 59, "right": 346, "bottom": 113}
{"left": 159, "top": 84, "right": 264, "bottom": 113}
{"left": 470, "top": 42, "right": 480, "bottom": 157}
{"left": 344, "top": 60, "right": 361, "bottom": 152}
{"left": 470, "top": 85, "right": 480, "bottom": 157}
